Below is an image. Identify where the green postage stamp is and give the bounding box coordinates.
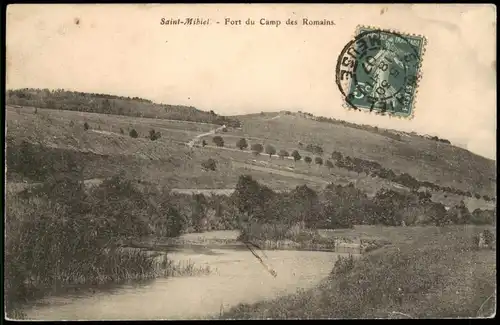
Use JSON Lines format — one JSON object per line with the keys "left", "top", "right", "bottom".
{"left": 336, "top": 26, "right": 427, "bottom": 118}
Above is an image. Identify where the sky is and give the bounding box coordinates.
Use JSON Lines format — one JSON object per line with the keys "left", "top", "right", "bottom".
{"left": 6, "top": 4, "right": 497, "bottom": 160}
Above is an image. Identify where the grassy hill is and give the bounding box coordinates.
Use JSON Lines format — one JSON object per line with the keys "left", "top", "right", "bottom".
{"left": 6, "top": 88, "right": 241, "bottom": 127}
{"left": 221, "top": 112, "right": 496, "bottom": 197}
{"left": 5, "top": 90, "right": 496, "bottom": 207}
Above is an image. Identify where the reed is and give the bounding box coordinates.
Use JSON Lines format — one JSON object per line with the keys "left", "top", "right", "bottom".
{"left": 4, "top": 186, "right": 210, "bottom": 319}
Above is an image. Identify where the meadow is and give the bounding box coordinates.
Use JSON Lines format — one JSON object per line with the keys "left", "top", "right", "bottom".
{"left": 229, "top": 113, "right": 496, "bottom": 196}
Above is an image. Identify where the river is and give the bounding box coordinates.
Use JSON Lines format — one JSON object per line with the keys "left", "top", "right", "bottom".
{"left": 21, "top": 231, "right": 351, "bottom": 320}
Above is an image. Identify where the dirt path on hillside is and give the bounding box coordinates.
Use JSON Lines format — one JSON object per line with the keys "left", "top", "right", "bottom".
{"left": 187, "top": 125, "right": 226, "bottom": 148}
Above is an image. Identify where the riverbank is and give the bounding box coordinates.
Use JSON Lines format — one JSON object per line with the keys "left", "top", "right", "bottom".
{"left": 125, "top": 228, "right": 383, "bottom": 255}
{"left": 221, "top": 225, "right": 496, "bottom": 319}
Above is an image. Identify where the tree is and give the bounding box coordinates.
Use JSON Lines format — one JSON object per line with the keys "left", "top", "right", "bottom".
{"left": 201, "top": 158, "right": 217, "bottom": 171}
{"left": 291, "top": 150, "right": 301, "bottom": 162}
{"left": 331, "top": 151, "right": 343, "bottom": 161}
{"left": 315, "top": 157, "right": 323, "bottom": 166}
{"left": 202, "top": 140, "right": 207, "bottom": 147}
{"left": 84, "top": 122, "right": 90, "bottom": 131}
{"left": 148, "top": 129, "right": 161, "bottom": 141}
{"left": 120, "top": 128, "right": 124, "bottom": 134}
{"left": 191, "top": 194, "right": 208, "bottom": 232}
{"left": 265, "top": 144, "right": 276, "bottom": 158}
{"left": 236, "top": 138, "right": 248, "bottom": 150}
{"left": 278, "top": 149, "right": 289, "bottom": 159}
{"left": 69, "top": 120, "right": 75, "bottom": 127}
{"left": 129, "top": 129, "right": 139, "bottom": 138}
{"left": 304, "top": 156, "right": 312, "bottom": 164}
{"left": 213, "top": 136, "right": 224, "bottom": 147}
{"left": 233, "top": 175, "right": 276, "bottom": 226}
{"left": 251, "top": 143, "right": 264, "bottom": 156}
{"left": 326, "top": 160, "right": 334, "bottom": 169}
{"left": 290, "top": 185, "right": 320, "bottom": 228}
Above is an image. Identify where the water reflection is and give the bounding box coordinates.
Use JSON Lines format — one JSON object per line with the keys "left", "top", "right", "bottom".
{"left": 23, "top": 239, "right": 352, "bottom": 320}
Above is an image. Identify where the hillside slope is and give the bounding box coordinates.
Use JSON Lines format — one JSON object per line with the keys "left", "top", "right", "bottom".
{"left": 228, "top": 113, "right": 496, "bottom": 196}
{"left": 6, "top": 88, "right": 241, "bottom": 127}
{"left": 5, "top": 95, "right": 496, "bottom": 201}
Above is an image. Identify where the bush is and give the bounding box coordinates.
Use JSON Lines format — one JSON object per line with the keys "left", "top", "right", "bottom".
{"left": 265, "top": 144, "right": 276, "bottom": 158}
{"left": 326, "top": 160, "right": 334, "bottom": 169}
{"left": 120, "top": 128, "right": 124, "bottom": 134}
{"left": 213, "top": 136, "right": 224, "bottom": 147}
{"left": 202, "top": 140, "right": 207, "bottom": 147}
{"left": 291, "top": 150, "right": 301, "bottom": 162}
{"left": 315, "top": 157, "right": 323, "bottom": 166}
{"left": 251, "top": 143, "right": 264, "bottom": 155}
{"left": 331, "top": 254, "right": 355, "bottom": 276}
{"left": 148, "top": 129, "right": 161, "bottom": 141}
{"left": 278, "top": 149, "right": 289, "bottom": 159}
{"left": 304, "top": 156, "right": 312, "bottom": 164}
{"left": 236, "top": 138, "right": 248, "bottom": 150}
{"left": 83, "top": 122, "right": 90, "bottom": 130}
{"left": 201, "top": 158, "right": 217, "bottom": 171}
{"left": 129, "top": 129, "right": 139, "bottom": 138}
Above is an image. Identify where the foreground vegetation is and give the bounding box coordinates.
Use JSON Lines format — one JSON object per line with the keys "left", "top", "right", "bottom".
{"left": 4, "top": 167, "right": 212, "bottom": 319}
{"left": 222, "top": 225, "right": 496, "bottom": 319}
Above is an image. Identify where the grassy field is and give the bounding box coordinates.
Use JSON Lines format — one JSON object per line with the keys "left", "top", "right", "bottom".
{"left": 6, "top": 105, "right": 496, "bottom": 210}
{"left": 230, "top": 114, "right": 496, "bottom": 196}
{"left": 221, "top": 225, "right": 496, "bottom": 319}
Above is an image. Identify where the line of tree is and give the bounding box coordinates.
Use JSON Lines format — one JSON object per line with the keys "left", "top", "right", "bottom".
{"left": 6, "top": 88, "right": 241, "bottom": 128}
{"left": 230, "top": 138, "right": 334, "bottom": 168}
{"left": 231, "top": 175, "right": 495, "bottom": 234}
{"left": 330, "top": 151, "right": 495, "bottom": 202}
{"left": 294, "top": 110, "right": 450, "bottom": 144}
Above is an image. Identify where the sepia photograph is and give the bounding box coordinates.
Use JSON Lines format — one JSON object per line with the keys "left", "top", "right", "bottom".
{"left": 4, "top": 3, "right": 497, "bottom": 320}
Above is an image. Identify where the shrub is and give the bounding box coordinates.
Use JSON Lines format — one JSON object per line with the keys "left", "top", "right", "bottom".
{"left": 326, "top": 160, "right": 334, "bottom": 169}
{"left": 251, "top": 143, "right": 264, "bottom": 155}
{"left": 331, "top": 254, "right": 355, "bottom": 276}
{"left": 291, "top": 150, "right": 301, "bottom": 162}
{"left": 148, "top": 129, "right": 161, "bottom": 141}
{"left": 278, "top": 149, "right": 289, "bottom": 159}
{"left": 315, "top": 156, "right": 323, "bottom": 166}
{"left": 83, "top": 122, "right": 90, "bottom": 130}
{"left": 304, "top": 156, "right": 312, "bottom": 164}
{"left": 201, "top": 158, "right": 217, "bottom": 171}
{"left": 129, "top": 129, "right": 139, "bottom": 138}
{"left": 69, "top": 120, "right": 75, "bottom": 127}
{"left": 213, "top": 136, "right": 224, "bottom": 147}
{"left": 265, "top": 144, "right": 276, "bottom": 158}
{"left": 236, "top": 138, "right": 248, "bottom": 150}
{"left": 202, "top": 140, "right": 207, "bottom": 147}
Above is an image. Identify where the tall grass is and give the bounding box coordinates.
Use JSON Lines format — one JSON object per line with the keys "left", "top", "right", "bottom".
{"left": 3, "top": 180, "right": 209, "bottom": 319}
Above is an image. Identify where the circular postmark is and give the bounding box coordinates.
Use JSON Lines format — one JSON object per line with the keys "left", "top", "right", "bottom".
{"left": 336, "top": 28, "right": 422, "bottom": 116}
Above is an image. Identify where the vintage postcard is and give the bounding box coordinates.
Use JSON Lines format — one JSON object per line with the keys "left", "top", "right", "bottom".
{"left": 4, "top": 3, "right": 496, "bottom": 320}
